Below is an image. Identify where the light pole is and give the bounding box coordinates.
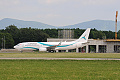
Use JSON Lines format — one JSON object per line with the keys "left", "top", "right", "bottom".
{"left": 2, "top": 38, "right": 3, "bottom": 49}
{"left": 4, "top": 36, "right": 5, "bottom": 49}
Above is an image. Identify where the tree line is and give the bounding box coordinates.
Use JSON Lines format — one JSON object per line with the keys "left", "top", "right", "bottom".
{"left": 0, "top": 25, "right": 118, "bottom": 49}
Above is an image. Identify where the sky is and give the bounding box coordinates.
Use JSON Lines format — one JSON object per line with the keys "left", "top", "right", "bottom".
{"left": 0, "top": 0, "right": 120, "bottom": 26}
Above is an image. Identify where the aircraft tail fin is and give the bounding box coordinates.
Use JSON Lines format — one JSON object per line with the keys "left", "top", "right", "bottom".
{"left": 75, "top": 28, "right": 91, "bottom": 43}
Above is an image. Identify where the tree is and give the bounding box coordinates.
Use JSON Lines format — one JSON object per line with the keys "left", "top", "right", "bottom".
{"left": 42, "top": 29, "right": 58, "bottom": 38}
{"left": 19, "top": 28, "right": 49, "bottom": 42}
{"left": 117, "top": 30, "right": 120, "bottom": 39}
{"left": 5, "top": 25, "right": 20, "bottom": 45}
{"left": 0, "top": 33, "right": 14, "bottom": 49}
{"left": 74, "top": 28, "right": 85, "bottom": 38}
{"left": 103, "top": 31, "right": 115, "bottom": 39}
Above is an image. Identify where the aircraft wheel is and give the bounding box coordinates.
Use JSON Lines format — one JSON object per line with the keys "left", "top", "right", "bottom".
{"left": 51, "top": 50, "right": 56, "bottom": 53}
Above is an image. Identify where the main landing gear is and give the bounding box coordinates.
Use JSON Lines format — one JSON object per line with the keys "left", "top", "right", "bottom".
{"left": 48, "top": 50, "right": 56, "bottom": 53}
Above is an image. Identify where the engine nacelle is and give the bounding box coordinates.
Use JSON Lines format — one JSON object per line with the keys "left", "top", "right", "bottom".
{"left": 39, "top": 47, "right": 47, "bottom": 51}
{"left": 76, "top": 43, "right": 82, "bottom": 47}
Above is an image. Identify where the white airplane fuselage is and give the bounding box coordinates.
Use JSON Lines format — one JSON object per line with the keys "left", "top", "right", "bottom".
{"left": 14, "top": 42, "right": 83, "bottom": 50}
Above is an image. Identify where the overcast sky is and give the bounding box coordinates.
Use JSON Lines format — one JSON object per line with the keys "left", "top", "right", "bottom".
{"left": 0, "top": 0, "right": 120, "bottom": 26}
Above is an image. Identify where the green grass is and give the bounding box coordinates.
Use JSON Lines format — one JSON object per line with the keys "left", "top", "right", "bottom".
{"left": 0, "top": 52, "right": 120, "bottom": 80}
{"left": 0, "top": 60, "right": 120, "bottom": 80}
{"left": 0, "top": 52, "right": 120, "bottom": 58}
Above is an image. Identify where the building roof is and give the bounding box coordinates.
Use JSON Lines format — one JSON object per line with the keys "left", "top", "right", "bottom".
{"left": 105, "top": 39, "right": 120, "bottom": 42}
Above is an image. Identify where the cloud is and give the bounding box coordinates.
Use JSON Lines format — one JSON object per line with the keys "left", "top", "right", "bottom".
{"left": 37, "top": 0, "right": 117, "bottom": 5}
{"left": 0, "top": 0, "right": 20, "bottom": 6}
{"left": 79, "top": 0, "right": 117, "bottom": 6}
{"left": 37, "top": 0, "right": 68, "bottom": 4}
{"left": 44, "top": 0, "right": 63, "bottom": 4}
{"left": 36, "top": 14, "right": 61, "bottom": 20}
{"left": 0, "top": 0, "right": 120, "bottom": 26}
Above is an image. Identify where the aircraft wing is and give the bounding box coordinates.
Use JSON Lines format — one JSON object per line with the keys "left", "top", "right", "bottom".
{"left": 82, "top": 42, "right": 89, "bottom": 44}
{"left": 46, "top": 42, "right": 62, "bottom": 50}
{"left": 81, "top": 42, "right": 89, "bottom": 47}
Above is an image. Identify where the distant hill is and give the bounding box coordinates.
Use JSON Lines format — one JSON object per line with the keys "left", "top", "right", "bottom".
{"left": 61, "top": 20, "right": 120, "bottom": 31}
{"left": 0, "top": 18, "right": 56, "bottom": 29}
{"left": 0, "top": 18, "right": 119, "bottom": 31}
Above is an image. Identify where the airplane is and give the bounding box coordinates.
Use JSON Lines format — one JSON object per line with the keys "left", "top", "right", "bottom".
{"left": 14, "top": 28, "right": 91, "bottom": 52}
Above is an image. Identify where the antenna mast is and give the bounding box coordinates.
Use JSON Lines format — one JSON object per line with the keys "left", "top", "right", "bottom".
{"left": 115, "top": 11, "right": 118, "bottom": 39}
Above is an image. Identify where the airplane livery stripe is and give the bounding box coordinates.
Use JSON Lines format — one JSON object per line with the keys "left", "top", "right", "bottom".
{"left": 22, "top": 47, "right": 38, "bottom": 50}
{"left": 38, "top": 42, "right": 77, "bottom": 47}
{"left": 81, "top": 37, "right": 86, "bottom": 40}
{"left": 57, "top": 42, "right": 77, "bottom": 47}
{"left": 37, "top": 42, "right": 54, "bottom": 46}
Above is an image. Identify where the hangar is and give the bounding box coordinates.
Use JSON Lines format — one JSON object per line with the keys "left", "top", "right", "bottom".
{"left": 47, "top": 38, "right": 120, "bottom": 53}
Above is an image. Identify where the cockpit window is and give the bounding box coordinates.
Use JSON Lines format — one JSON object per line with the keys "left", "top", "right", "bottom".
{"left": 17, "top": 44, "right": 21, "bottom": 46}
{"left": 17, "top": 44, "right": 19, "bottom": 46}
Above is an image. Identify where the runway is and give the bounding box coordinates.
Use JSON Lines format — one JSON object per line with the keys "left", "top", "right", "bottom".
{"left": 0, "top": 58, "right": 120, "bottom": 60}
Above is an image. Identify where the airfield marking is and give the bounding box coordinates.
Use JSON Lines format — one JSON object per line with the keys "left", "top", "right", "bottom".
{"left": 0, "top": 58, "right": 120, "bottom": 60}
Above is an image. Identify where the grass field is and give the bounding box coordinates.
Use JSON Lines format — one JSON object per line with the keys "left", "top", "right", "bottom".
{"left": 0, "top": 52, "right": 120, "bottom": 80}
{"left": 0, "top": 52, "right": 120, "bottom": 58}
{"left": 0, "top": 60, "right": 120, "bottom": 80}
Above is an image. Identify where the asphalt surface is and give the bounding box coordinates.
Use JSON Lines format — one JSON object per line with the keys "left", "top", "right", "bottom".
{"left": 0, "top": 58, "right": 120, "bottom": 60}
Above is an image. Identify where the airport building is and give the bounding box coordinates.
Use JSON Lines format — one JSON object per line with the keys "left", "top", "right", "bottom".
{"left": 47, "top": 38, "right": 120, "bottom": 53}
{"left": 47, "top": 11, "right": 120, "bottom": 53}
{"left": 58, "top": 30, "right": 74, "bottom": 39}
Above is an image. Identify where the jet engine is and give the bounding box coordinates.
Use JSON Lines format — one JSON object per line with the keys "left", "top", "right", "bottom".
{"left": 39, "top": 47, "right": 47, "bottom": 51}
{"left": 76, "top": 43, "right": 82, "bottom": 47}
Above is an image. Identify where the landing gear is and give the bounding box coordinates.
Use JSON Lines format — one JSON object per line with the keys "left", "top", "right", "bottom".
{"left": 48, "top": 50, "right": 56, "bottom": 53}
